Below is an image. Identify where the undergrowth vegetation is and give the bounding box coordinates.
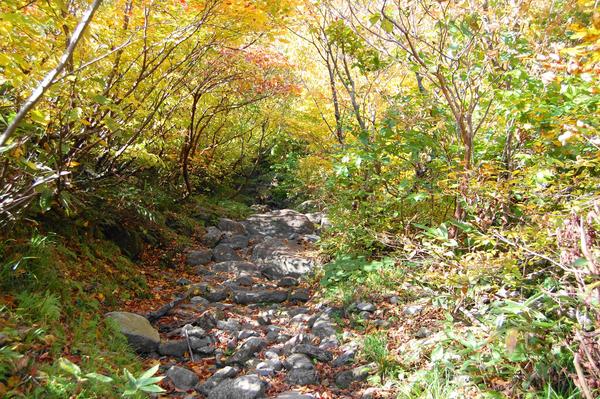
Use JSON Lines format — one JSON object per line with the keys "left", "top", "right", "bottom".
{"left": 0, "top": 180, "right": 255, "bottom": 397}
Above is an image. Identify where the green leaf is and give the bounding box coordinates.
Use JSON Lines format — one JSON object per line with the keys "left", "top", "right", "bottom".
{"left": 140, "top": 384, "right": 166, "bottom": 393}
{"left": 85, "top": 372, "right": 113, "bottom": 383}
{"left": 139, "top": 364, "right": 160, "bottom": 381}
{"left": 369, "top": 14, "right": 380, "bottom": 26}
{"left": 58, "top": 358, "right": 81, "bottom": 376}
{"left": 30, "top": 110, "right": 46, "bottom": 124}
{"left": 124, "top": 368, "right": 136, "bottom": 384}
{"left": 138, "top": 376, "right": 164, "bottom": 385}
{"left": 381, "top": 19, "right": 393, "bottom": 33}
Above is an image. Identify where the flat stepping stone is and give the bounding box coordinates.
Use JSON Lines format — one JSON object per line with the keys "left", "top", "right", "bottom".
{"left": 213, "top": 243, "right": 242, "bottom": 262}
{"left": 213, "top": 261, "right": 259, "bottom": 274}
{"left": 244, "top": 209, "right": 315, "bottom": 237}
{"left": 186, "top": 249, "right": 213, "bottom": 266}
{"left": 233, "top": 289, "right": 288, "bottom": 304}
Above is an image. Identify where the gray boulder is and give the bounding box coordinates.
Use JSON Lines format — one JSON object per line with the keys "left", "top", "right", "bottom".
{"left": 208, "top": 375, "right": 265, "bottom": 399}
{"left": 221, "top": 234, "right": 250, "bottom": 250}
{"left": 252, "top": 238, "right": 314, "bottom": 278}
{"left": 233, "top": 290, "right": 288, "bottom": 305}
{"left": 213, "top": 261, "right": 259, "bottom": 274}
{"left": 106, "top": 312, "right": 159, "bottom": 354}
{"left": 311, "top": 317, "right": 336, "bottom": 339}
{"left": 244, "top": 209, "right": 314, "bottom": 237}
{"left": 213, "top": 243, "right": 242, "bottom": 262}
{"left": 276, "top": 392, "right": 315, "bottom": 399}
{"left": 218, "top": 218, "right": 248, "bottom": 235}
{"left": 286, "top": 368, "right": 318, "bottom": 386}
{"left": 334, "top": 366, "right": 370, "bottom": 389}
{"left": 203, "top": 226, "right": 225, "bottom": 247}
{"left": 186, "top": 249, "right": 213, "bottom": 266}
{"left": 166, "top": 365, "right": 199, "bottom": 391}
{"left": 283, "top": 353, "right": 313, "bottom": 370}
{"left": 226, "top": 337, "right": 267, "bottom": 365}
{"left": 197, "top": 366, "right": 238, "bottom": 396}
{"left": 292, "top": 344, "right": 332, "bottom": 362}
{"left": 159, "top": 336, "right": 214, "bottom": 357}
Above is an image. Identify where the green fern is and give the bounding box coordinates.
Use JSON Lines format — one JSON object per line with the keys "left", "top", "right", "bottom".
{"left": 16, "top": 291, "right": 61, "bottom": 323}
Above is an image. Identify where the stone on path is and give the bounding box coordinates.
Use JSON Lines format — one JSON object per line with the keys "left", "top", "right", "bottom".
{"left": 186, "top": 249, "right": 213, "bottom": 266}
{"left": 105, "top": 312, "right": 159, "bottom": 354}
{"left": 203, "top": 226, "right": 225, "bottom": 247}
{"left": 233, "top": 289, "right": 288, "bottom": 304}
{"left": 334, "top": 366, "right": 371, "bottom": 389}
{"left": 213, "top": 261, "right": 259, "bottom": 274}
{"left": 292, "top": 344, "right": 333, "bottom": 362}
{"left": 283, "top": 353, "right": 314, "bottom": 370}
{"left": 213, "top": 243, "right": 242, "bottom": 262}
{"left": 276, "top": 392, "right": 315, "bottom": 399}
{"left": 226, "top": 337, "right": 267, "bottom": 365}
{"left": 166, "top": 365, "right": 199, "bottom": 391}
{"left": 252, "top": 238, "right": 314, "bottom": 278}
{"left": 197, "top": 366, "right": 238, "bottom": 396}
{"left": 286, "top": 368, "right": 319, "bottom": 386}
{"left": 208, "top": 375, "right": 265, "bottom": 399}
{"left": 218, "top": 218, "right": 248, "bottom": 235}
{"left": 221, "top": 234, "right": 250, "bottom": 250}
{"left": 244, "top": 209, "right": 315, "bottom": 237}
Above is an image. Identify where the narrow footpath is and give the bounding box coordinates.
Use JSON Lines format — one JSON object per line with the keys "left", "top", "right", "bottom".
{"left": 108, "top": 209, "right": 377, "bottom": 399}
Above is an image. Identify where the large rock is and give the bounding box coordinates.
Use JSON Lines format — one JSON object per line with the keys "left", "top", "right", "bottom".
{"left": 233, "top": 290, "right": 288, "bottom": 305}
{"left": 213, "top": 261, "right": 259, "bottom": 274}
{"left": 292, "top": 344, "right": 332, "bottom": 362}
{"left": 286, "top": 368, "right": 319, "bottom": 386}
{"left": 276, "top": 392, "right": 315, "bottom": 399}
{"left": 243, "top": 210, "right": 314, "bottom": 238}
{"left": 159, "top": 336, "right": 214, "bottom": 357}
{"left": 310, "top": 316, "right": 337, "bottom": 339}
{"left": 208, "top": 375, "right": 266, "bottom": 399}
{"left": 226, "top": 337, "right": 267, "bottom": 365}
{"left": 220, "top": 234, "right": 250, "bottom": 250}
{"left": 252, "top": 238, "right": 314, "bottom": 278}
{"left": 283, "top": 353, "right": 313, "bottom": 371}
{"left": 102, "top": 224, "right": 143, "bottom": 259}
{"left": 218, "top": 218, "right": 248, "bottom": 235}
{"left": 203, "top": 226, "right": 225, "bottom": 247}
{"left": 334, "top": 366, "right": 370, "bottom": 389}
{"left": 166, "top": 365, "right": 199, "bottom": 391}
{"left": 213, "top": 244, "right": 242, "bottom": 262}
{"left": 106, "top": 312, "right": 159, "bottom": 353}
{"left": 197, "top": 366, "right": 238, "bottom": 396}
{"left": 186, "top": 249, "right": 213, "bottom": 266}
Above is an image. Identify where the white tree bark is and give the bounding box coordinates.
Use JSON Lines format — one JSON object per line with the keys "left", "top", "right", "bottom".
{"left": 0, "top": 0, "right": 103, "bottom": 147}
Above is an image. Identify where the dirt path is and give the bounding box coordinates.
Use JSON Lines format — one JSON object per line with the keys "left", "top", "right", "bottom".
{"left": 110, "top": 209, "right": 376, "bottom": 399}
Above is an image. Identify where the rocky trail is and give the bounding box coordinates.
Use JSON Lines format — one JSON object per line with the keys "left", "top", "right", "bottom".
{"left": 106, "top": 209, "right": 380, "bottom": 399}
